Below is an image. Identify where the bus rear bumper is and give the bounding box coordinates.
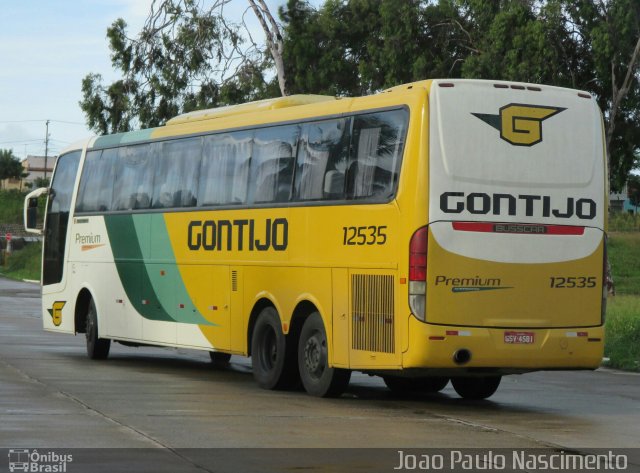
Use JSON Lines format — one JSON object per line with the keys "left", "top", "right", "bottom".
{"left": 402, "top": 316, "right": 604, "bottom": 371}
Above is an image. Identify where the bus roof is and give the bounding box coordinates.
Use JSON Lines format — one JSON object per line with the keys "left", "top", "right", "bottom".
{"left": 166, "top": 94, "right": 337, "bottom": 126}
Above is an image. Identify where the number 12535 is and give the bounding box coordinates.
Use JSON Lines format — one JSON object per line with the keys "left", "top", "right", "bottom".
{"left": 549, "top": 276, "right": 596, "bottom": 288}
{"left": 342, "top": 226, "right": 387, "bottom": 246}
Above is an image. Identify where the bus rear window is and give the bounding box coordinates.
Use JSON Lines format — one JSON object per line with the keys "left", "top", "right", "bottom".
{"left": 348, "top": 109, "right": 408, "bottom": 200}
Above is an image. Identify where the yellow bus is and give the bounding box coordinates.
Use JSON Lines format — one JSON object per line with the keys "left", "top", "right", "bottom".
{"left": 25, "top": 79, "right": 607, "bottom": 399}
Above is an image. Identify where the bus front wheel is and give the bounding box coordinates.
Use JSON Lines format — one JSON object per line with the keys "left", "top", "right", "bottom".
{"left": 298, "top": 312, "right": 351, "bottom": 397}
{"left": 85, "top": 298, "right": 110, "bottom": 360}
{"left": 451, "top": 376, "right": 501, "bottom": 400}
{"left": 251, "top": 306, "right": 298, "bottom": 389}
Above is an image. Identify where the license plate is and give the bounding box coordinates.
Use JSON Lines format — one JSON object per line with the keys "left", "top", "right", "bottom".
{"left": 504, "top": 331, "right": 535, "bottom": 344}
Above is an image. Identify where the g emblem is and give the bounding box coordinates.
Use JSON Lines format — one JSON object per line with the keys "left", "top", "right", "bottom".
{"left": 473, "top": 104, "right": 566, "bottom": 147}
{"left": 47, "top": 301, "right": 66, "bottom": 326}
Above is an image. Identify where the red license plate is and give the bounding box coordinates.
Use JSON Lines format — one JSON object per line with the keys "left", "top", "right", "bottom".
{"left": 504, "top": 331, "right": 535, "bottom": 344}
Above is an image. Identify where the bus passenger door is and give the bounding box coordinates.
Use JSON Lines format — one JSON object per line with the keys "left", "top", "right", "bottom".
{"left": 41, "top": 151, "right": 81, "bottom": 333}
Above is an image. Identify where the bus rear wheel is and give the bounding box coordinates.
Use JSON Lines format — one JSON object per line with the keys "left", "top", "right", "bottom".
{"left": 451, "top": 376, "right": 501, "bottom": 400}
{"left": 86, "top": 298, "right": 110, "bottom": 360}
{"left": 251, "top": 306, "right": 298, "bottom": 390}
{"left": 383, "top": 376, "right": 449, "bottom": 394}
{"left": 298, "top": 312, "right": 351, "bottom": 397}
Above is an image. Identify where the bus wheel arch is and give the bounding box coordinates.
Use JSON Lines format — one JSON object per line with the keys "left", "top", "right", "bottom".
{"left": 247, "top": 297, "right": 277, "bottom": 357}
{"left": 74, "top": 288, "right": 93, "bottom": 334}
{"left": 288, "top": 300, "right": 318, "bottom": 349}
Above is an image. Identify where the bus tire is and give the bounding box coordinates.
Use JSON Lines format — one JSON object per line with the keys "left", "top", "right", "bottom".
{"left": 451, "top": 376, "right": 501, "bottom": 400}
{"left": 298, "top": 312, "right": 351, "bottom": 397}
{"left": 251, "top": 306, "right": 297, "bottom": 390}
{"left": 209, "top": 351, "right": 231, "bottom": 367}
{"left": 86, "top": 298, "right": 110, "bottom": 360}
{"left": 383, "top": 376, "right": 449, "bottom": 394}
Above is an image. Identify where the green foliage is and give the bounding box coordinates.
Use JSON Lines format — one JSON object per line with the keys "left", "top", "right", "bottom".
{"left": 609, "top": 212, "right": 640, "bottom": 232}
{"left": 32, "top": 177, "right": 50, "bottom": 189}
{"left": 563, "top": 0, "right": 640, "bottom": 191}
{"left": 605, "top": 295, "right": 640, "bottom": 371}
{"left": 0, "top": 149, "right": 23, "bottom": 187}
{"left": 83, "top": 0, "right": 639, "bottom": 187}
{"left": 80, "top": 7, "right": 279, "bottom": 134}
{"left": 607, "top": 232, "right": 640, "bottom": 295}
{"left": 280, "top": 0, "right": 639, "bottom": 187}
{"left": 0, "top": 190, "right": 27, "bottom": 223}
{"left": 459, "top": 0, "right": 588, "bottom": 88}
{"left": 0, "top": 242, "right": 42, "bottom": 282}
{"left": 281, "top": 0, "right": 467, "bottom": 95}
{"left": 0, "top": 190, "right": 46, "bottom": 225}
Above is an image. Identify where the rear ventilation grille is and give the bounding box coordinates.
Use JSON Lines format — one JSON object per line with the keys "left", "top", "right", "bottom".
{"left": 231, "top": 271, "right": 238, "bottom": 292}
{"left": 351, "top": 274, "right": 395, "bottom": 353}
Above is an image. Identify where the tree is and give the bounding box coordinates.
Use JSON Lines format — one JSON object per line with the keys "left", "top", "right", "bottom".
{"left": 84, "top": 0, "right": 639, "bottom": 189}
{"left": 458, "top": 1, "right": 588, "bottom": 88}
{"left": 33, "top": 177, "right": 50, "bottom": 189}
{"left": 0, "top": 149, "right": 23, "bottom": 189}
{"left": 456, "top": 0, "right": 640, "bottom": 190}
{"left": 80, "top": 0, "right": 283, "bottom": 134}
{"left": 281, "top": 0, "right": 469, "bottom": 96}
{"left": 562, "top": 0, "right": 640, "bottom": 191}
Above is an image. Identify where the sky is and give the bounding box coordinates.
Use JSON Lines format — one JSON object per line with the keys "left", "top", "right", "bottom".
{"left": 0, "top": 0, "right": 285, "bottom": 161}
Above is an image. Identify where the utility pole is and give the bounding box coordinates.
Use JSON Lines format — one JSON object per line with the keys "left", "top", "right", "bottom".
{"left": 44, "top": 119, "right": 50, "bottom": 181}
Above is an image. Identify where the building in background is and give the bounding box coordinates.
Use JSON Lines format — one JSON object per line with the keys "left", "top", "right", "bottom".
{"left": 609, "top": 184, "right": 628, "bottom": 213}
{"left": 609, "top": 183, "right": 640, "bottom": 215}
{"left": 22, "top": 155, "right": 57, "bottom": 188}
{"left": 2, "top": 155, "right": 58, "bottom": 191}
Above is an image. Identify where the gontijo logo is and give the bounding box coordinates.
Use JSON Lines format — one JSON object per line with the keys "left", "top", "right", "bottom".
{"left": 47, "top": 302, "right": 66, "bottom": 327}
{"left": 472, "top": 103, "right": 565, "bottom": 146}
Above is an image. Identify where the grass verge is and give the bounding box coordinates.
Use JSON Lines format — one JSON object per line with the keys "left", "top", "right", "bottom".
{"left": 609, "top": 212, "right": 640, "bottom": 232}
{"left": 604, "top": 295, "right": 640, "bottom": 371}
{"left": 607, "top": 232, "right": 640, "bottom": 295}
{"left": 0, "top": 190, "right": 27, "bottom": 223}
{"left": 0, "top": 242, "right": 42, "bottom": 281}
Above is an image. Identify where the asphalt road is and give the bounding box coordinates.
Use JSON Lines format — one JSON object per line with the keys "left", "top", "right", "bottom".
{"left": 0, "top": 276, "right": 638, "bottom": 472}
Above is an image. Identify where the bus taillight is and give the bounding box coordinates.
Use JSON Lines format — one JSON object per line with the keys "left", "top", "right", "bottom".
{"left": 409, "top": 226, "right": 428, "bottom": 321}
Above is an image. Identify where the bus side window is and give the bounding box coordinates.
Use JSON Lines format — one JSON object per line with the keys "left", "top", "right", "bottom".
{"left": 113, "top": 144, "right": 156, "bottom": 211}
{"left": 76, "top": 148, "right": 116, "bottom": 212}
{"left": 294, "top": 118, "right": 349, "bottom": 201}
{"left": 199, "top": 131, "right": 253, "bottom": 206}
{"left": 152, "top": 137, "right": 201, "bottom": 209}
{"left": 347, "top": 110, "right": 408, "bottom": 200}
{"left": 249, "top": 125, "right": 299, "bottom": 204}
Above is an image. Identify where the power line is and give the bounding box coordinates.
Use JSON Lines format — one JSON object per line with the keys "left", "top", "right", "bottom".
{"left": 50, "top": 120, "right": 86, "bottom": 126}
{"left": 0, "top": 120, "right": 44, "bottom": 124}
{"left": 0, "top": 139, "right": 43, "bottom": 145}
{"left": 0, "top": 119, "right": 86, "bottom": 126}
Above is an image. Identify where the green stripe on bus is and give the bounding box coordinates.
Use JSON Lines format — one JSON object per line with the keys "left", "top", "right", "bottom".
{"left": 92, "top": 129, "right": 155, "bottom": 149}
{"left": 105, "top": 214, "right": 214, "bottom": 326}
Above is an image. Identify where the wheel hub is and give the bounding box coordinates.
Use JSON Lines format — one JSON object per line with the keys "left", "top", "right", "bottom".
{"left": 304, "top": 334, "right": 324, "bottom": 377}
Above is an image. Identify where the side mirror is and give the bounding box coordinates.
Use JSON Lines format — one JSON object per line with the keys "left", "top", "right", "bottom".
{"left": 24, "top": 187, "right": 48, "bottom": 235}
{"left": 26, "top": 198, "right": 38, "bottom": 230}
